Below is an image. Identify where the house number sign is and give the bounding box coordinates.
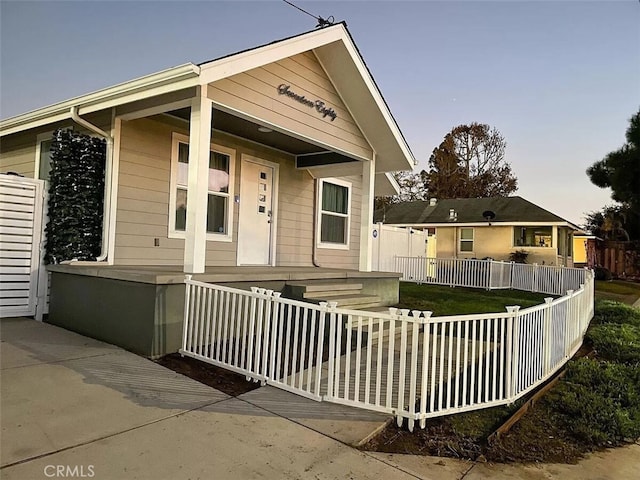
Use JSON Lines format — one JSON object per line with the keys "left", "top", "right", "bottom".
{"left": 277, "top": 84, "right": 337, "bottom": 122}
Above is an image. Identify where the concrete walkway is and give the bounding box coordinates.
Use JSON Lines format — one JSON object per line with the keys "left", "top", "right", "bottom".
{"left": 1, "top": 318, "right": 638, "bottom": 480}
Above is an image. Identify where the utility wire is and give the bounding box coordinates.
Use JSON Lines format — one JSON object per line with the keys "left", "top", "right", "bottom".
{"left": 281, "top": 0, "right": 335, "bottom": 28}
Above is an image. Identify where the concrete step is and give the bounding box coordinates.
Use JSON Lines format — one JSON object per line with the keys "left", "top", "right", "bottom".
{"left": 287, "top": 280, "right": 362, "bottom": 298}
{"left": 306, "top": 293, "right": 381, "bottom": 309}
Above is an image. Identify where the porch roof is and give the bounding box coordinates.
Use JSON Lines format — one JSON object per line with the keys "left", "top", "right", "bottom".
{"left": 0, "top": 24, "right": 414, "bottom": 175}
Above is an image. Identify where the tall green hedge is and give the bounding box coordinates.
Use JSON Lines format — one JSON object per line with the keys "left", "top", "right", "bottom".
{"left": 45, "top": 129, "right": 106, "bottom": 264}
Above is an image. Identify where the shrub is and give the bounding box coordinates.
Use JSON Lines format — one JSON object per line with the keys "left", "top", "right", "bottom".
{"left": 548, "top": 359, "right": 640, "bottom": 445}
{"left": 593, "top": 300, "right": 640, "bottom": 327}
{"left": 594, "top": 266, "right": 613, "bottom": 281}
{"left": 509, "top": 249, "right": 529, "bottom": 264}
{"left": 586, "top": 323, "right": 640, "bottom": 364}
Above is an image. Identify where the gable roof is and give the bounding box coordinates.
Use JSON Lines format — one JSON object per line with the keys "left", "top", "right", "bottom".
{"left": 374, "top": 196, "right": 578, "bottom": 228}
{"left": 0, "top": 23, "right": 414, "bottom": 173}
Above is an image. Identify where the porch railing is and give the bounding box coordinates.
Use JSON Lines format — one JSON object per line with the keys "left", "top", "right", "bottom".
{"left": 181, "top": 265, "right": 594, "bottom": 431}
{"left": 394, "top": 256, "right": 588, "bottom": 296}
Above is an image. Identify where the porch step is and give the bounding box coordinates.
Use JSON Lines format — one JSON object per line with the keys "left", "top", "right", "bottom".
{"left": 306, "top": 293, "right": 382, "bottom": 309}
{"left": 287, "top": 281, "right": 363, "bottom": 299}
{"left": 286, "top": 280, "right": 384, "bottom": 309}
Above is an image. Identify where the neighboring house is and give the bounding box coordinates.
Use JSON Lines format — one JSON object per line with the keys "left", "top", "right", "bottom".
{"left": 374, "top": 197, "right": 580, "bottom": 267}
{"left": 0, "top": 23, "right": 414, "bottom": 356}
{"left": 573, "top": 234, "right": 598, "bottom": 268}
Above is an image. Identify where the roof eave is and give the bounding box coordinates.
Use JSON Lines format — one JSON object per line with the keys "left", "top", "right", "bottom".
{"left": 0, "top": 64, "right": 200, "bottom": 137}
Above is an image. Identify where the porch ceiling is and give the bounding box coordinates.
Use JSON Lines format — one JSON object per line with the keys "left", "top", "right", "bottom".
{"left": 168, "top": 107, "right": 338, "bottom": 157}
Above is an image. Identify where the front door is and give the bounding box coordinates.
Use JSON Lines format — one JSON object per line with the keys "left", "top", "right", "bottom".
{"left": 237, "top": 157, "right": 276, "bottom": 265}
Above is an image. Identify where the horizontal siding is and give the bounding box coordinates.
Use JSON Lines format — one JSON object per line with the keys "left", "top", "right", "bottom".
{"left": 113, "top": 115, "right": 365, "bottom": 268}
{"left": 0, "top": 144, "right": 36, "bottom": 177}
{"left": 0, "top": 110, "right": 113, "bottom": 179}
{"left": 208, "top": 51, "right": 372, "bottom": 161}
{"left": 114, "top": 117, "right": 182, "bottom": 265}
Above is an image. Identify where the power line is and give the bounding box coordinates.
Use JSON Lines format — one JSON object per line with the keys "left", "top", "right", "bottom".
{"left": 281, "top": 0, "right": 335, "bottom": 28}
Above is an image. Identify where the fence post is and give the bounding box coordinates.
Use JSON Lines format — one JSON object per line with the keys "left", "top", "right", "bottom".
{"left": 181, "top": 275, "right": 193, "bottom": 353}
{"left": 407, "top": 310, "right": 421, "bottom": 432}
{"left": 505, "top": 306, "right": 521, "bottom": 401}
{"left": 510, "top": 261, "right": 515, "bottom": 289}
{"left": 487, "top": 260, "right": 493, "bottom": 290}
{"left": 565, "top": 289, "right": 575, "bottom": 356}
{"left": 326, "top": 301, "right": 338, "bottom": 399}
{"left": 532, "top": 264, "right": 538, "bottom": 293}
{"left": 543, "top": 298, "right": 554, "bottom": 376}
{"left": 268, "top": 292, "right": 281, "bottom": 381}
{"left": 396, "top": 309, "right": 411, "bottom": 427}
{"left": 419, "top": 311, "right": 433, "bottom": 429}
{"left": 317, "top": 302, "right": 328, "bottom": 399}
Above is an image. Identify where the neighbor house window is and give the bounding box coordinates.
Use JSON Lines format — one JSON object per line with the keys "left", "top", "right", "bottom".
{"left": 170, "top": 134, "right": 235, "bottom": 241}
{"left": 514, "top": 226, "right": 552, "bottom": 247}
{"left": 459, "top": 228, "right": 474, "bottom": 252}
{"left": 318, "top": 178, "right": 351, "bottom": 248}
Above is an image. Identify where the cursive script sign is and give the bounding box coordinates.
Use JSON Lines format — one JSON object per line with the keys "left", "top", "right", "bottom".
{"left": 277, "top": 84, "right": 337, "bottom": 122}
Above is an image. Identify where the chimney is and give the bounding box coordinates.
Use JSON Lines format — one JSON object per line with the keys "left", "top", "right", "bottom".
{"left": 429, "top": 198, "right": 437, "bottom": 206}
{"left": 449, "top": 208, "right": 457, "bottom": 221}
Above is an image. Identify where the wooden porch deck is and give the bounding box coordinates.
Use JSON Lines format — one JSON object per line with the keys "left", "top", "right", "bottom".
{"left": 47, "top": 264, "right": 401, "bottom": 285}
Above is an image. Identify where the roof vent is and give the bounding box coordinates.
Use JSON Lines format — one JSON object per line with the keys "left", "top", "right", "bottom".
{"left": 449, "top": 208, "right": 457, "bottom": 221}
{"left": 429, "top": 198, "right": 437, "bottom": 206}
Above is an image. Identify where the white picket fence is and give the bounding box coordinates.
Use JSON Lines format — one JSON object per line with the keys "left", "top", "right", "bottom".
{"left": 180, "top": 263, "right": 594, "bottom": 430}
{"left": 394, "top": 256, "right": 588, "bottom": 296}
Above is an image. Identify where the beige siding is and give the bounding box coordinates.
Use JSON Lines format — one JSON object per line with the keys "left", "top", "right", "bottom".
{"left": 114, "top": 115, "right": 364, "bottom": 268}
{"left": 0, "top": 110, "right": 113, "bottom": 178}
{"left": 436, "top": 225, "right": 562, "bottom": 265}
{"left": 0, "top": 135, "right": 36, "bottom": 177}
{"left": 208, "top": 51, "right": 373, "bottom": 161}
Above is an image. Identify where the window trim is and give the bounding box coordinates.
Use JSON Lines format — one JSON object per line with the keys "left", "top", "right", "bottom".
{"left": 316, "top": 177, "right": 351, "bottom": 250}
{"left": 168, "top": 132, "right": 236, "bottom": 242}
{"left": 458, "top": 227, "right": 474, "bottom": 254}
{"left": 34, "top": 128, "right": 73, "bottom": 182}
{"left": 512, "top": 226, "right": 554, "bottom": 249}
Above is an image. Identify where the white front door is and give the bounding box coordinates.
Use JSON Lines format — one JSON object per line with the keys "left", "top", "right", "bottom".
{"left": 237, "top": 157, "right": 277, "bottom": 265}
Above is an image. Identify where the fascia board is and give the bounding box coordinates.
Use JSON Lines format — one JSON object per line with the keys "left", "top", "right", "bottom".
{"left": 198, "top": 26, "right": 344, "bottom": 85}
{"left": 0, "top": 64, "right": 199, "bottom": 137}
{"left": 385, "top": 221, "right": 572, "bottom": 228}
{"left": 336, "top": 36, "right": 415, "bottom": 171}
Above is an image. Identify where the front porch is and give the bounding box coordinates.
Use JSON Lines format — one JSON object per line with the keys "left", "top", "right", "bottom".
{"left": 46, "top": 264, "right": 400, "bottom": 358}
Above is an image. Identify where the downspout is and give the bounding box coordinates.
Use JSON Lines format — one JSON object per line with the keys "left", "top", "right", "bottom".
{"left": 70, "top": 106, "right": 113, "bottom": 262}
{"left": 312, "top": 177, "right": 321, "bottom": 267}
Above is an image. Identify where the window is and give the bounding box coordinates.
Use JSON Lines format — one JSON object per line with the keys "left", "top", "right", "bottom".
{"left": 170, "top": 134, "right": 235, "bottom": 241}
{"left": 514, "top": 226, "right": 552, "bottom": 247}
{"left": 459, "top": 228, "right": 474, "bottom": 252}
{"left": 318, "top": 178, "right": 350, "bottom": 248}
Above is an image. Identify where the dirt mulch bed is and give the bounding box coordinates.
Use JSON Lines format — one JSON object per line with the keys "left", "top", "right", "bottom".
{"left": 156, "top": 353, "right": 261, "bottom": 397}
{"left": 361, "top": 399, "right": 590, "bottom": 464}
{"left": 485, "top": 400, "right": 587, "bottom": 463}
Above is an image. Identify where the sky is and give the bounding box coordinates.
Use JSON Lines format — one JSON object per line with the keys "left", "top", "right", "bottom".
{"left": 1, "top": 0, "right": 639, "bottom": 226}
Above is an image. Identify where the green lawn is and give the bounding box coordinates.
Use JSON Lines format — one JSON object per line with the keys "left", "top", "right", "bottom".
{"left": 396, "top": 282, "right": 554, "bottom": 316}
{"left": 594, "top": 280, "right": 640, "bottom": 305}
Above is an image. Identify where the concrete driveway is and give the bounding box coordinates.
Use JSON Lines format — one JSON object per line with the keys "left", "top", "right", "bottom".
{"left": 1, "top": 317, "right": 638, "bottom": 480}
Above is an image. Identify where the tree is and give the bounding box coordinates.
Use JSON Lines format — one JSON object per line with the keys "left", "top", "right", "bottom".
{"left": 587, "top": 109, "right": 640, "bottom": 214}
{"left": 374, "top": 170, "right": 428, "bottom": 210}
{"left": 584, "top": 205, "right": 634, "bottom": 241}
{"left": 425, "top": 123, "right": 517, "bottom": 198}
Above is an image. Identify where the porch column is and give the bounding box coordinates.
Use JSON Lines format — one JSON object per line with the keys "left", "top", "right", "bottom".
{"left": 183, "top": 88, "right": 213, "bottom": 274}
{"left": 359, "top": 154, "right": 375, "bottom": 272}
